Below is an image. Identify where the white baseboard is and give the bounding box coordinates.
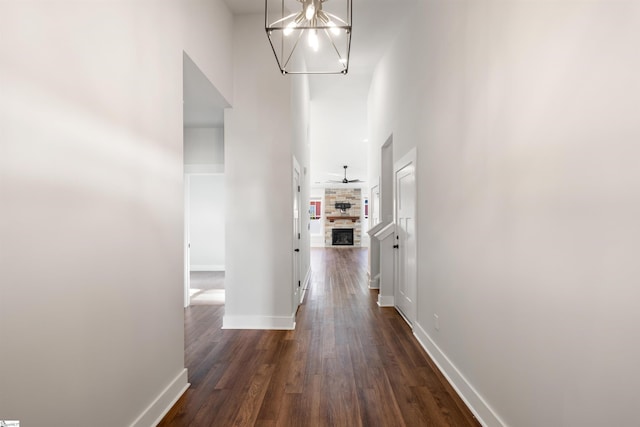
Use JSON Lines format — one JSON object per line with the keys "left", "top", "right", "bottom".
{"left": 190, "top": 265, "right": 225, "bottom": 272}
{"left": 377, "top": 295, "right": 394, "bottom": 307}
{"left": 222, "top": 314, "right": 296, "bottom": 330}
{"left": 130, "top": 368, "right": 189, "bottom": 427}
{"left": 413, "top": 323, "right": 505, "bottom": 427}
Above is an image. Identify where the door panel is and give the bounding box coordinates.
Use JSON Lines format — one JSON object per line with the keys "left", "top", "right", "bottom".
{"left": 394, "top": 150, "right": 417, "bottom": 325}
{"left": 293, "top": 160, "right": 301, "bottom": 309}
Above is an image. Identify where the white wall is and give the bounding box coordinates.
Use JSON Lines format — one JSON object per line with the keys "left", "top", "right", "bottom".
{"left": 224, "top": 14, "right": 311, "bottom": 329}
{"left": 309, "top": 76, "right": 369, "bottom": 185}
{"left": 189, "top": 175, "right": 225, "bottom": 270}
{"left": 182, "top": 0, "right": 233, "bottom": 104}
{"left": 184, "top": 127, "right": 225, "bottom": 271}
{"left": 0, "top": 1, "right": 233, "bottom": 425}
{"left": 368, "top": 1, "right": 640, "bottom": 426}
{"left": 184, "top": 127, "right": 224, "bottom": 166}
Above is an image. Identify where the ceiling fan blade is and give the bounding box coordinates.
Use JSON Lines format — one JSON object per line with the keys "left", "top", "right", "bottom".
{"left": 325, "top": 166, "right": 363, "bottom": 184}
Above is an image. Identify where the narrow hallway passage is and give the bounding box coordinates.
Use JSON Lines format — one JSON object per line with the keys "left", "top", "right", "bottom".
{"left": 160, "top": 248, "right": 479, "bottom": 426}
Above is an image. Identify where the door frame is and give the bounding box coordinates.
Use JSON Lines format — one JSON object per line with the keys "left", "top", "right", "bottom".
{"left": 393, "top": 147, "right": 417, "bottom": 326}
{"left": 292, "top": 156, "right": 302, "bottom": 311}
{"left": 184, "top": 175, "right": 191, "bottom": 308}
{"left": 370, "top": 181, "right": 380, "bottom": 228}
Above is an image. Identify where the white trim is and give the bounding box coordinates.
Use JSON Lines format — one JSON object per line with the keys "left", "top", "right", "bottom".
{"left": 300, "top": 267, "right": 311, "bottom": 304}
{"left": 130, "top": 369, "right": 189, "bottom": 427}
{"left": 377, "top": 295, "right": 395, "bottom": 307}
{"left": 367, "top": 221, "right": 387, "bottom": 237}
{"left": 369, "top": 273, "right": 380, "bottom": 289}
{"left": 373, "top": 223, "right": 395, "bottom": 240}
{"left": 184, "top": 175, "right": 191, "bottom": 308}
{"left": 222, "top": 315, "right": 296, "bottom": 330}
{"left": 413, "top": 323, "right": 505, "bottom": 427}
{"left": 184, "top": 164, "right": 224, "bottom": 174}
{"left": 190, "top": 264, "right": 225, "bottom": 272}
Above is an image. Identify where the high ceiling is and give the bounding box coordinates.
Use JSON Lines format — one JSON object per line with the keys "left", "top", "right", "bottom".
{"left": 223, "top": 0, "right": 413, "bottom": 76}
{"left": 184, "top": 0, "right": 414, "bottom": 186}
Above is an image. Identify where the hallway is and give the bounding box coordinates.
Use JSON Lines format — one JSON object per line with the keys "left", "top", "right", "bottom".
{"left": 160, "top": 248, "right": 479, "bottom": 426}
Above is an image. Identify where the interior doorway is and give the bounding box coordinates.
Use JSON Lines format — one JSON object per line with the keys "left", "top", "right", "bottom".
{"left": 186, "top": 173, "right": 225, "bottom": 305}
{"left": 293, "top": 156, "right": 302, "bottom": 308}
{"left": 183, "top": 52, "right": 230, "bottom": 307}
{"left": 394, "top": 148, "right": 417, "bottom": 325}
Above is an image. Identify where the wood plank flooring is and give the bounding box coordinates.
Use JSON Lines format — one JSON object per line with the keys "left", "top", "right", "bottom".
{"left": 159, "top": 248, "right": 480, "bottom": 426}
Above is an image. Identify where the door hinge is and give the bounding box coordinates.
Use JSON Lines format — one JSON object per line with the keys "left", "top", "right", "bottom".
{"left": 298, "top": 233, "right": 301, "bottom": 239}
{"left": 298, "top": 280, "right": 301, "bottom": 287}
{"left": 297, "top": 185, "right": 300, "bottom": 192}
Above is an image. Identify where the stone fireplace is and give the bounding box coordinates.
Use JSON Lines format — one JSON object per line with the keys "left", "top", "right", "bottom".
{"left": 324, "top": 188, "right": 362, "bottom": 247}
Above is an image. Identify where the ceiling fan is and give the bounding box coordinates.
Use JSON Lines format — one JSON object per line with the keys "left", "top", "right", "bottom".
{"left": 329, "top": 165, "right": 362, "bottom": 184}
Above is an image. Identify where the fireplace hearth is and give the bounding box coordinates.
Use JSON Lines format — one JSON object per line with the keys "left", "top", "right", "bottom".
{"left": 332, "top": 228, "right": 354, "bottom": 246}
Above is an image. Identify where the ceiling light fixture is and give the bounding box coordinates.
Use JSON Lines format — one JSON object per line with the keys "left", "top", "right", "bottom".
{"left": 265, "top": 0, "right": 352, "bottom": 75}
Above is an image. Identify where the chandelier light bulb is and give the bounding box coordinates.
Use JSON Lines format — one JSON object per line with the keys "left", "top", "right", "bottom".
{"left": 328, "top": 21, "right": 341, "bottom": 36}
{"left": 305, "top": 3, "right": 316, "bottom": 21}
{"left": 308, "top": 29, "right": 319, "bottom": 51}
{"left": 284, "top": 21, "right": 296, "bottom": 36}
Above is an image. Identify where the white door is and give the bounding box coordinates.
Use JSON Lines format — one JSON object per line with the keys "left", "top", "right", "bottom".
{"left": 394, "top": 149, "right": 417, "bottom": 325}
{"left": 293, "top": 159, "right": 302, "bottom": 309}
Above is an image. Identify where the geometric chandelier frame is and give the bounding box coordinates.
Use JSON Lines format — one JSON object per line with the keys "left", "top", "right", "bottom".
{"left": 265, "top": 0, "right": 352, "bottom": 74}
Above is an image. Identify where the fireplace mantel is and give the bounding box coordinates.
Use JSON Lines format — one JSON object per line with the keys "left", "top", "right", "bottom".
{"left": 327, "top": 216, "right": 360, "bottom": 223}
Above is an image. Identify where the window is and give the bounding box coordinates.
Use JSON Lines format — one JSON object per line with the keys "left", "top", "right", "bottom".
{"left": 309, "top": 200, "right": 322, "bottom": 219}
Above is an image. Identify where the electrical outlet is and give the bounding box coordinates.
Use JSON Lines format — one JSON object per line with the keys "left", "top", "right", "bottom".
{"left": 434, "top": 314, "right": 439, "bottom": 331}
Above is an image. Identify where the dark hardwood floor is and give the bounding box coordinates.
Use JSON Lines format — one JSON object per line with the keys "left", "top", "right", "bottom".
{"left": 159, "top": 248, "right": 480, "bottom": 426}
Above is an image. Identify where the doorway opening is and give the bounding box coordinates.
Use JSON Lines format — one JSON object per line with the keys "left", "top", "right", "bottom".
{"left": 183, "top": 52, "right": 230, "bottom": 307}
{"left": 186, "top": 174, "right": 225, "bottom": 305}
